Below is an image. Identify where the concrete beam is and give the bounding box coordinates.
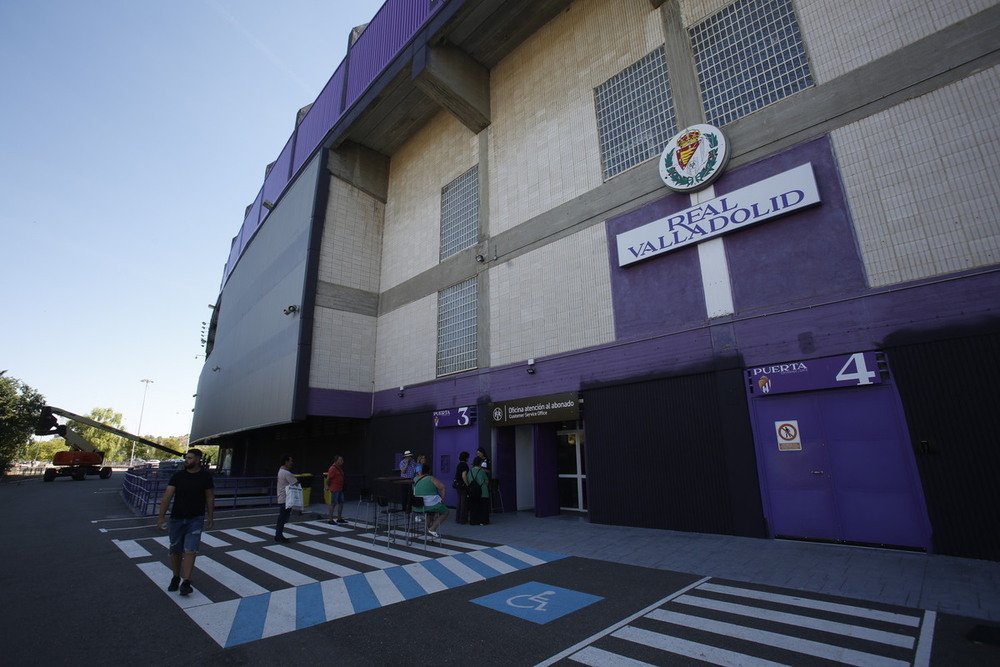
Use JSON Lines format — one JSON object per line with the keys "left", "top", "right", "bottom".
{"left": 412, "top": 43, "right": 491, "bottom": 134}
{"left": 659, "top": 0, "right": 705, "bottom": 127}
{"left": 326, "top": 141, "right": 390, "bottom": 202}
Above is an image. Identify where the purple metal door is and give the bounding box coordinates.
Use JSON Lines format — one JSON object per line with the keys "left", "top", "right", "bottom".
{"left": 754, "top": 396, "right": 840, "bottom": 541}
{"left": 753, "top": 384, "right": 931, "bottom": 550}
{"left": 433, "top": 426, "right": 476, "bottom": 507}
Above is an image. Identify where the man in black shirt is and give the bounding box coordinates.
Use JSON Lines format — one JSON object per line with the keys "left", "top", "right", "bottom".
{"left": 156, "top": 449, "right": 214, "bottom": 596}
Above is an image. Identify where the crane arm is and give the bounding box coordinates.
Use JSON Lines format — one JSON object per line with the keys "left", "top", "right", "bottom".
{"left": 34, "top": 406, "right": 186, "bottom": 457}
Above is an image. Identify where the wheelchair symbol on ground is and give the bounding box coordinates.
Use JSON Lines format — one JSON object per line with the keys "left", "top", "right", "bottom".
{"left": 472, "top": 582, "right": 603, "bottom": 624}
{"left": 507, "top": 590, "right": 556, "bottom": 611}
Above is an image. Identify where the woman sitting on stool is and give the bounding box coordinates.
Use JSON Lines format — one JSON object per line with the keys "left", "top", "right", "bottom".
{"left": 412, "top": 468, "right": 450, "bottom": 537}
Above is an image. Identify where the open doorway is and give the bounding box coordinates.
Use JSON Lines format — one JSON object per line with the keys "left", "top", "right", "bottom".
{"left": 557, "top": 428, "right": 587, "bottom": 512}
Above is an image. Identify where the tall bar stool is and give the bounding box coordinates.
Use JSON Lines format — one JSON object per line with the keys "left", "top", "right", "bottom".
{"left": 489, "top": 478, "right": 505, "bottom": 513}
{"left": 354, "top": 485, "right": 375, "bottom": 528}
{"left": 372, "top": 495, "right": 404, "bottom": 547}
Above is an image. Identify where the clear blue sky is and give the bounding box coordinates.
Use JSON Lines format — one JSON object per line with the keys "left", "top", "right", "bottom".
{"left": 1, "top": 0, "right": 386, "bottom": 437}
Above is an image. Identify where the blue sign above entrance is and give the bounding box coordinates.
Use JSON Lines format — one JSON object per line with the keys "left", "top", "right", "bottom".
{"left": 471, "top": 581, "right": 603, "bottom": 624}
{"left": 433, "top": 406, "right": 476, "bottom": 427}
{"left": 746, "top": 351, "right": 884, "bottom": 396}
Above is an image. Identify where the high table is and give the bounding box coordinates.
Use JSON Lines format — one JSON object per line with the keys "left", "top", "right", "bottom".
{"left": 373, "top": 476, "right": 414, "bottom": 511}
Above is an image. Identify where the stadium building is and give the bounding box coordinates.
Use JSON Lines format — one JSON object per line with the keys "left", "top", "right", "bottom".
{"left": 190, "top": 0, "right": 1000, "bottom": 560}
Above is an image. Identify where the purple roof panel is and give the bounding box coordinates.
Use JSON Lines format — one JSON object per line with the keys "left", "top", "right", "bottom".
{"left": 293, "top": 62, "right": 347, "bottom": 174}
{"left": 346, "top": 0, "right": 433, "bottom": 107}
{"left": 262, "top": 135, "right": 295, "bottom": 206}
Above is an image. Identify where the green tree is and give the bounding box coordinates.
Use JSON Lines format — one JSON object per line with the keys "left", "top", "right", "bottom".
{"left": 0, "top": 374, "right": 46, "bottom": 472}
{"left": 33, "top": 437, "right": 68, "bottom": 463}
{"left": 69, "top": 408, "right": 130, "bottom": 461}
{"left": 147, "top": 435, "right": 188, "bottom": 460}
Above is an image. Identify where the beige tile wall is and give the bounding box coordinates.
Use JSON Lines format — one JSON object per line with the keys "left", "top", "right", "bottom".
{"left": 374, "top": 294, "right": 438, "bottom": 390}
{"left": 797, "top": 0, "right": 994, "bottom": 83}
{"left": 310, "top": 175, "right": 384, "bottom": 391}
{"left": 309, "top": 309, "right": 376, "bottom": 392}
{"left": 490, "top": 224, "right": 614, "bottom": 366}
{"left": 318, "top": 177, "right": 384, "bottom": 292}
{"left": 489, "top": 0, "right": 663, "bottom": 234}
{"left": 381, "top": 111, "right": 478, "bottom": 291}
{"left": 833, "top": 65, "right": 1000, "bottom": 287}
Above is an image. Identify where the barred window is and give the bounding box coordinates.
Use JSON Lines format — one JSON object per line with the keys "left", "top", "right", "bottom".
{"left": 437, "top": 277, "right": 477, "bottom": 375}
{"left": 690, "top": 0, "right": 813, "bottom": 127}
{"left": 440, "top": 166, "right": 479, "bottom": 261}
{"left": 594, "top": 47, "right": 677, "bottom": 181}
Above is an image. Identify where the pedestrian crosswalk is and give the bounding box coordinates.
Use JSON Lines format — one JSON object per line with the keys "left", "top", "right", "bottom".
{"left": 111, "top": 519, "right": 565, "bottom": 648}
{"left": 553, "top": 578, "right": 934, "bottom": 667}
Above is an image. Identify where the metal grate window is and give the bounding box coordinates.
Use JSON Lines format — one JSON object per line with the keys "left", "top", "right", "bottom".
{"left": 690, "top": 0, "right": 813, "bottom": 127}
{"left": 437, "top": 277, "right": 477, "bottom": 376}
{"left": 440, "top": 166, "right": 479, "bottom": 261}
{"left": 594, "top": 47, "right": 677, "bottom": 181}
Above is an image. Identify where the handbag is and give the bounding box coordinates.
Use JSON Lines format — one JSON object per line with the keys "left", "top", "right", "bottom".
{"left": 285, "top": 483, "right": 304, "bottom": 509}
{"left": 453, "top": 463, "right": 469, "bottom": 490}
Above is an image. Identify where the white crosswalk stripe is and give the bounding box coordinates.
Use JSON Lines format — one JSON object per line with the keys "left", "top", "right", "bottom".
{"left": 466, "top": 548, "right": 520, "bottom": 574}
{"left": 196, "top": 556, "right": 269, "bottom": 597}
{"left": 332, "top": 535, "right": 432, "bottom": 561}
{"left": 228, "top": 548, "right": 318, "bottom": 586}
{"left": 302, "top": 540, "right": 403, "bottom": 569}
{"left": 113, "top": 538, "right": 151, "bottom": 558}
{"left": 218, "top": 528, "right": 266, "bottom": 543}
{"left": 199, "top": 533, "right": 231, "bottom": 548}
{"left": 112, "top": 519, "right": 565, "bottom": 649}
{"left": 561, "top": 579, "right": 929, "bottom": 667}
{"left": 672, "top": 594, "right": 915, "bottom": 648}
{"left": 265, "top": 544, "right": 361, "bottom": 577}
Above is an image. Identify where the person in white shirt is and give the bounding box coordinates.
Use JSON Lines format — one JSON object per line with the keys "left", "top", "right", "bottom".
{"left": 275, "top": 455, "right": 299, "bottom": 543}
{"left": 476, "top": 448, "right": 491, "bottom": 471}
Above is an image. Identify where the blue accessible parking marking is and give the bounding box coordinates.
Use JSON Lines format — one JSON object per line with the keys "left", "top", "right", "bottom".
{"left": 472, "top": 581, "right": 603, "bottom": 624}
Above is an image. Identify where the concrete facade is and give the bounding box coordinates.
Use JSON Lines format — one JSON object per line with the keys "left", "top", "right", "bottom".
{"left": 193, "top": 0, "right": 1000, "bottom": 560}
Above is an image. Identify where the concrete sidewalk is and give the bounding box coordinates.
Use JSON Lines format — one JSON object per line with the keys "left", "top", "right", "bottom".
{"left": 362, "top": 506, "right": 1000, "bottom": 623}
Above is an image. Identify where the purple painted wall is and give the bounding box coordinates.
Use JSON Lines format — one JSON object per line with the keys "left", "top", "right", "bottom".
{"left": 533, "top": 423, "right": 561, "bottom": 517}
{"left": 331, "top": 265, "right": 1000, "bottom": 421}
{"left": 605, "top": 136, "right": 865, "bottom": 339}
{"left": 433, "top": 424, "right": 477, "bottom": 506}
{"left": 308, "top": 387, "right": 374, "bottom": 419}
{"left": 723, "top": 138, "right": 863, "bottom": 314}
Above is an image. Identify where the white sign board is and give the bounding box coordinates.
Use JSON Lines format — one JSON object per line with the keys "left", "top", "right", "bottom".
{"left": 616, "top": 162, "right": 820, "bottom": 267}
{"left": 775, "top": 420, "right": 802, "bottom": 451}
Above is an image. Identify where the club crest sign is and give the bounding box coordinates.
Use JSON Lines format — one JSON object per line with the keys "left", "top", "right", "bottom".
{"left": 659, "top": 124, "right": 730, "bottom": 192}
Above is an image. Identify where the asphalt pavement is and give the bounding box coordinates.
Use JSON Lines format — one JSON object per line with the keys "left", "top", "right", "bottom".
{"left": 2, "top": 474, "right": 998, "bottom": 666}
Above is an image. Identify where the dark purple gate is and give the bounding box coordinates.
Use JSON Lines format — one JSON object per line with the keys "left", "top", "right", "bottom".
{"left": 748, "top": 356, "right": 932, "bottom": 551}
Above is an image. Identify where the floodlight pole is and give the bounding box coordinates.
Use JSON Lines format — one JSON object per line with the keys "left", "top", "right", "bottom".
{"left": 129, "top": 379, "right": 154, "bottom": 465}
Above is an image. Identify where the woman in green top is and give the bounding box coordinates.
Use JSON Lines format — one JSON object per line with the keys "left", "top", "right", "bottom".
{"left": 463, "top": 456, "right": 491, "bottom": 525}
{"left": 412, "top": 469, "right": 450, "bottom": 537}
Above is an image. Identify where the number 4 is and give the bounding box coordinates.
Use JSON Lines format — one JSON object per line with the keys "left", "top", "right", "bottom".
{"left": 836, "top": 353, "right": 877, "bottom": 385}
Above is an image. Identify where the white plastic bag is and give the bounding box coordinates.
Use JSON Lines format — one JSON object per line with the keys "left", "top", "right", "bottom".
{"left": 285, "top": 483, "right": 303, "bottom": 509}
